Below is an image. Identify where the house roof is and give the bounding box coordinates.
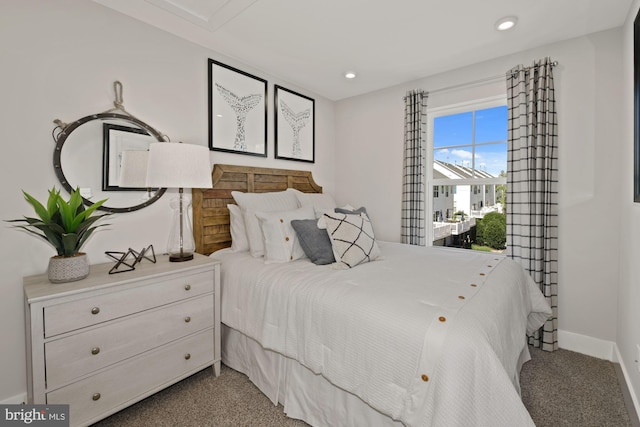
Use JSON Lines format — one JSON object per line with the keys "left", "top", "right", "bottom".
{"left": 434, "top": 160, "right": 495, "bottom": 180}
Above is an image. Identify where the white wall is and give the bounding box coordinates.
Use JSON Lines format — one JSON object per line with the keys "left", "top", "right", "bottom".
{"left": 618, "top": 0, "right": 640, "bottom": 411}
{"left": 335, "top": 29, "right": 624, "bottom": 355}
{"left": 0, "top": 0, "right": 335, "bottom": 403}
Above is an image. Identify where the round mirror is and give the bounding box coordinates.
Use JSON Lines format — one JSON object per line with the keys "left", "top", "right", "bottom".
{"left": 53, "top": 112, "right": 167, "bottom": 213}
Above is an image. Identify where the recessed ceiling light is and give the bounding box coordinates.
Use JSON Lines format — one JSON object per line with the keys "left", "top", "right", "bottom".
{"left": 495, "top": 16, "right": 518, "bottom": 31}
{"left": 344, "top": 71, "right": 357, "bottom": 79}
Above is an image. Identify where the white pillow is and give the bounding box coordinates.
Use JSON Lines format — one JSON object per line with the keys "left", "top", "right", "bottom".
{"left": 227, "top": 204, "right": 249, "bottom": 252}
{"left": 323, "top": 212, "right": 381, "bottom": 269}
{"left": 256, "top": 206, "right": 316, "bottom": 263}
{"left": 287, "top": 188, "right": 337, "bottom": 218}
{"left": 231, "top": 190, "right": 300, "bottom": 257}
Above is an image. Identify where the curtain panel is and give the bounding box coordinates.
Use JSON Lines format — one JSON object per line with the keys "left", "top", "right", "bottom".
{"left": 506, "top": 57, "right": 558, "bottom": 351}
{"left": 401, "top": 90, "right": 428, "bottom": 246}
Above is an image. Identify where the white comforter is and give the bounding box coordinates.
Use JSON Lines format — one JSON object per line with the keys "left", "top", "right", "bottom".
{"left": 217, "top": 241, "right": 551, "bottom": 426}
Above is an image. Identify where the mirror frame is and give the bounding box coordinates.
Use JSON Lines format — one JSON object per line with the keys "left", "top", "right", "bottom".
{"left": 53, "top": 112, "right": 167, "bottom": 213}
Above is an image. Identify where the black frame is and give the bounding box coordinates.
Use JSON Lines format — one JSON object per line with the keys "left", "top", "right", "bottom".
{"left": 635, "top": 8, "right": 640, "bottom": 202}
{"left": 274, "top": 85, "right": 315, "bottom": 163}
{"left": 102, "top": 123, "right": 153, "bottom": 192}
{"left": 208, "top": 58, "right": 267, "bottom": 157}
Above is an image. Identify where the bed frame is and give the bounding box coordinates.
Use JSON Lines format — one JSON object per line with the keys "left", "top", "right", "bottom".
{"left": 192, "top": 164, "right": 323, "bottom": 256}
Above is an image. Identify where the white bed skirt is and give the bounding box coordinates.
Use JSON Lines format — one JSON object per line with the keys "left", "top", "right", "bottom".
{"left": 222, "top": 324, "right": 533, "bottom": 426}
{"left": 222, "top": 324, "right": 403, "bottom": 427}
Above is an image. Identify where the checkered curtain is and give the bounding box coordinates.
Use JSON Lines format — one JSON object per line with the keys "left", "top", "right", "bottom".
{"left": 401, "top": 90, "right": 428, "bottom": 246}
{"left": 506, "top": 58, "right": 558, "bottom": 352}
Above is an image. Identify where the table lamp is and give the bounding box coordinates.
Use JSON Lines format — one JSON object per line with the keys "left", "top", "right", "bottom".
{"left": 145, "top": 142, "right": 212, "bottom": 262}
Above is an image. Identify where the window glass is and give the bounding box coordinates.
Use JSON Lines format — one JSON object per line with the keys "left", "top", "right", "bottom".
{"left": 475, "top": 106, "right": 508, "bottom": 143}
{"left": 474, "top": 143, "right": 507, "bottom": 177}
{"left": 433, "top": 112, "right": 472, "bottom": 148}
{"left": 428, "top": 100, "right": 507, "bottom": 248}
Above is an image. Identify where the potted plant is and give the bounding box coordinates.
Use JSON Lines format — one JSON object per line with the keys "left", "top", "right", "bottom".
{"left": 8, "top": 187, "right": 110, "bottom": 283}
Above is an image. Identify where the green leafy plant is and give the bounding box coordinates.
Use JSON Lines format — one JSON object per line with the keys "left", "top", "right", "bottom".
{"left": 475, "top": 212, "right": 506, "bottom": 250}
{"left": 7, "top": 187, "right": 110, "bottom": 257}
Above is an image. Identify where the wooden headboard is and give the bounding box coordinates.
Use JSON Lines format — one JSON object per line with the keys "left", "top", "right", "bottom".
{"left": 192, "top": 164, "right": 323, "bottom": 255}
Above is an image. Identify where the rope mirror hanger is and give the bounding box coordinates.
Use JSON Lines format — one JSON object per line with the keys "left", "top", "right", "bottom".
{"left": 52, "top": 81, "right": 168, "bottom": 213}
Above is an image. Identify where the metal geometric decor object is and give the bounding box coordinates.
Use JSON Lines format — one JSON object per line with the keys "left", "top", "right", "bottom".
{"left": 106, "top": 245, "right": 156, "bottom": 274}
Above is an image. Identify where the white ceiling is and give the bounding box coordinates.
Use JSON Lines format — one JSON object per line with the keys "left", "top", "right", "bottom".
{"left": 94, "top": 0, "right": 633, "bottom": 101}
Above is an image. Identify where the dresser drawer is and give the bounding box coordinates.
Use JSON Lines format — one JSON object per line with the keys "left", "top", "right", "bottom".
{"left": 46, "top": 328, "right": 214, "bottom": 426}
{"left": 44, "top": 269, "right": 214, "bottom": 337}
{"left": 45, "top": 294, "right": 214, "bottom": 389}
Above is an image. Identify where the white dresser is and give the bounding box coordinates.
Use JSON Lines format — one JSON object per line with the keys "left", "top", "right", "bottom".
{"left": 23, "top": 253, "right": 220, "bottom": 427}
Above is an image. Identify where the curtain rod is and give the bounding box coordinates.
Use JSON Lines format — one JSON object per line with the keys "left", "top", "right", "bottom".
{"left": 405, "top": 60, "right": 558, "bottom": 98}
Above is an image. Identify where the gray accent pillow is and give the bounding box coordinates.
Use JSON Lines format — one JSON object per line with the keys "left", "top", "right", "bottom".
{"left": 291, "top": 219, "right": 336, "bottom": 265}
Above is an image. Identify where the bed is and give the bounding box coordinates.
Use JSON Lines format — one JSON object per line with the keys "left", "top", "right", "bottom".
{"left": 192, "top": 164, "right": 552, "bottom": 427}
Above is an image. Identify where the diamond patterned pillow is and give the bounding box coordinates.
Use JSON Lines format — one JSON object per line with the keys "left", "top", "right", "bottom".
{"left": 323, "top": 212, "right": 381, "bottom": 268}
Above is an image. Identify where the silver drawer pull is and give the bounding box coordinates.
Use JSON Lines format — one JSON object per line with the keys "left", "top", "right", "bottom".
{"left": 184, "top": 316, "right": 191, "bottom": 323}
{"left": 184, "top": 353, "right": 191, "bottom": 360}
{"left": 91, "top": 307, "right": 100, "bottom": 315}
{"left": 92, "top": 393, "right": 101, "bottom": 401}
{"left": 184, "top": 284, "right": 191, "bottom": 291}
{"left": 91, "top": 347, "right": 100, "bottom": 355}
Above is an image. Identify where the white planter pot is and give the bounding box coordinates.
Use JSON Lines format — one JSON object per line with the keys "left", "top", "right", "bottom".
{"left": 48, "top": 253, "right": 90, "bottom": 283}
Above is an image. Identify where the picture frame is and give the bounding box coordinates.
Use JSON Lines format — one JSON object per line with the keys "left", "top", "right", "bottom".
{"left": 274, "top": 85, "right": 315, "bottom": 163}
{"left": 634, "top": 8, "right": 640, "bottom": 202}
{"left": 102, "top": 123, "right": 154, "bottom": 191}
{"left": 208, "top": 58, "right": 267, "bottom": 157}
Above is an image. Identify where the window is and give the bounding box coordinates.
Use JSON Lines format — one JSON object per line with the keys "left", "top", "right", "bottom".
{"left": 427, "top": 97, "right": 507, "bottom": 246}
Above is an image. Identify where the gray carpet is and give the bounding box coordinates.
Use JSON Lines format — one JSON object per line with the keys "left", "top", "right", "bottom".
{"left": 94, "top": 346, "right": 636, "bottom": 426}
{"left": 521, "top": 347, "right": 635, "bottom": 427}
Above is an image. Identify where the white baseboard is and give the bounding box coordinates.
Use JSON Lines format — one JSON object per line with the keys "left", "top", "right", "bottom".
{"left": 614, "top": 344, "right": 640, "bottom": 424}
{"left": 558, "top": 329, "right": 615, "bottom": 361}
{"left": 558, "top": 329, "right": 640, "bottom": 423}
{"left": 0, "top": 392, "right": 26, "bottom": 405}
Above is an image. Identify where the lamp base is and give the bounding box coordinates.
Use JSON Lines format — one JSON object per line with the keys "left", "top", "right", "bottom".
{"left": 169, "top": 253, "right": 194, "bottom": 262}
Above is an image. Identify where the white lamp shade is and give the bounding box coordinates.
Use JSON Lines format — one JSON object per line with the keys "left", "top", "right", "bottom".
{"left": 145, "top": 142, "right": 213, "bottom": 189}
{"left": 118, "top": 150, "right": 149, "bottom": 188}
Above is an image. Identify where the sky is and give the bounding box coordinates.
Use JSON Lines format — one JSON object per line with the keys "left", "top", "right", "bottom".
{"left": 433, "top": 105, "right": 507, "bottom": 177}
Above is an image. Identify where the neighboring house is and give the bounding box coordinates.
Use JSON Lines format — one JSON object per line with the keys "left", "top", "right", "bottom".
{"left": 432, "top": 160, "right": 500, "bottom": 220}
{"left": 432, "top": 160, "right": 502, "bottom": 246}
{"left": 432, "top": 168, "right": 454, "bottom": 221}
